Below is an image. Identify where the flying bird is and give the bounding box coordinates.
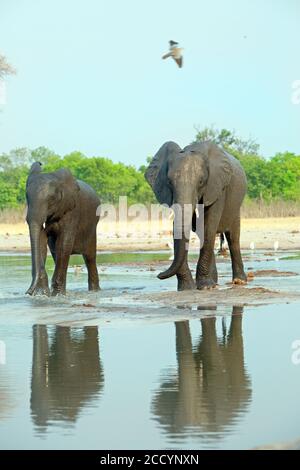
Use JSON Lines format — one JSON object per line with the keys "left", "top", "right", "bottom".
{"left": 162, "top": 40, "right": 183, "bottom": 68}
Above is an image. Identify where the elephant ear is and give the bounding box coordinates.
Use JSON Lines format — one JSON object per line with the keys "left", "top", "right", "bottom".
{"left": 54, "top": 169, "right": 80, "bottom": 217}
{"left": 203, "top": 142, "right": 233, "bottom": 206}
{"left": 145, "top": 141, "right": 181, "bottom": 206}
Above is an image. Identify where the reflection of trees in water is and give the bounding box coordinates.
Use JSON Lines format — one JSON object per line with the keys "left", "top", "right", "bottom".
{"left": 31, "top": 325, "right": 104, "bottom": 429}
{"left": 152, "top": 307, "right": 252, "bottom": 440}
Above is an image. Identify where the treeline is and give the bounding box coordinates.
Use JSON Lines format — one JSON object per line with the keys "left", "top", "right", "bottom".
{"left": 194, "top": 126, "right": 300, "bottom": 202}
{"left": 229, "top": 150, "right": 300, "bottom": 201}
{"left": 0, "top": 147, "right": 155, "bottom": 209}
{"left": 0, "top": 127, "right": 300, "bottom": 210}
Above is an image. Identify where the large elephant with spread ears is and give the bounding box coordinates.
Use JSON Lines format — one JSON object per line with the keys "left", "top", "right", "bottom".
{"left": 145, "top": 141, "right": 247, "bottom": 291}
{"left": 26, "top": 162, "right": 100, "bottom": 296}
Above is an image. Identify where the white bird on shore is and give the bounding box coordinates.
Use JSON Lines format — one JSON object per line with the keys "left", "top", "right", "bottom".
{"left": 250, "top": 241, "right": 255, "bottom": 251}
{"left": 274, "top": 240, "right": 279, "bottom": 251}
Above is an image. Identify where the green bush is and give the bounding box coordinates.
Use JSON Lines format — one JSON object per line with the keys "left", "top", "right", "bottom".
{"left": 0, "top": 147, "right": 156, "bottom": 209}
{"left": 0, "top": 135, "right": 300, "bottom": 211}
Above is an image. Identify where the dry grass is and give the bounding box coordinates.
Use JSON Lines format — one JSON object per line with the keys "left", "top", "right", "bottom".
{"left": 0, "top": 207, "right": 27, "bottom": 224}
{"left": 2, "top": 200, "right": 300, "bottom": 224}
{"left": 241, "top": 200, "right": 300, "bottom": 218}
{"left": 1, "top": 216, "right": 300, "bottom": 251}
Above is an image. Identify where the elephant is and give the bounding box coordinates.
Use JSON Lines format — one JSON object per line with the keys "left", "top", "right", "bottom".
{"left": 30, "top": 325, "right": 104, "bottom": 428}
{"left": 145, "top": 141, "right": 247, "bottom": 291}
{"left": 151, "top": 307, "right": 252, "bottom": 441}
{"left": 26, "top": 162, "right": 100, "bottom": 295}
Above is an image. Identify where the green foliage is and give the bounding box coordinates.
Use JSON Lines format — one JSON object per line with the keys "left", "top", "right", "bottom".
{"left": 194, "top": 126, "right": 300, "bottom": 203}
{"left": 0, "top": 147, "right": 155, "bottom": 210}
{"left": 195, "top": 125, "right": 260, "bottom": 155}
{"left": 0, "top": 181, "right": 19, "bottom": 209}
{"left": 0, "top": 133, "right": 300, "bottom": 211}
{"left": 232, "top": 149, "right": 300, "bottom": 201}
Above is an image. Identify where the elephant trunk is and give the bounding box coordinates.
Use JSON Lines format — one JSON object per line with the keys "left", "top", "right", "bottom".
{"left": 26, "top": 222, "right": 43, "bottom": 295}
{"left": 158, "top": 202, "right": 194, "bottom": 280}
{"left": 158, "top": 236, "right": 189, "bottom": 279}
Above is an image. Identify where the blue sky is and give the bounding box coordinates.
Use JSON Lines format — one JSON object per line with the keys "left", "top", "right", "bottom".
{"left": 0, "top": 0, "right": 299, "bottom": 166}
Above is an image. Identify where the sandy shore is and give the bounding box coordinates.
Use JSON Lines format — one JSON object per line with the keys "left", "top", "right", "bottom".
{"left": 0, "top": 217, "right": 299, "bottom": 252}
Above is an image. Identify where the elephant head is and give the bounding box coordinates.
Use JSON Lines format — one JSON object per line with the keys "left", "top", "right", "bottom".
{"left": 145, "top": 141, "right": 232, "bottom": 280}
{"left": 26, "top": 162, "right": 80, "bottom": 295}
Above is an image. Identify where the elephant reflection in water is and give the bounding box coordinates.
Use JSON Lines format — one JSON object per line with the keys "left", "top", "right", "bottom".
{"left": 152, "top": 307, "right": 252, "bottom": 438}
{"left": 31, "top": 325, "right": 104, "bottom": 428}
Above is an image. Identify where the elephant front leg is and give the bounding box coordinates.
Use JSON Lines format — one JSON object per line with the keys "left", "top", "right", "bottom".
{"left": 29, "top": 230, "right": 50, "bottom": 296}
{"left": 51, "top": 256, "right": 70, "bottom": 295}
{"left": 196, "top": 202, "right": 223, "bottom": 290}
{"left": 173, "top": 231, "right": 195, "bottom": 291}
{"left": 209, "top": 251, "right": 218, "bottom": 284}
{"left": 176, "top": 259, "right": 195, "bottom": 291}
{"left": 196, "top": 235, "right": 217, "bottom": 290}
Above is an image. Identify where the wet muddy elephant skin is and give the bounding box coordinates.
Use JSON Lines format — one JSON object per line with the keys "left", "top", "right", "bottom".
{"left": 26, "top": 162, "right": 100, "bottom": 296}
{"left": 145, "top": 141, "right": 247, "bottom": 291}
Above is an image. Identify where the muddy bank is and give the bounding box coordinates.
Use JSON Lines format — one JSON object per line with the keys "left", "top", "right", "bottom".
{"left": 139, "top": 286, "right": 300, "bottom": 309}
{"left": 53, "top": 284, "right": 300, "bottom": 327}
{"left": 5, "top": 283, "right": 299, "bottom": 328}
{"left": 248, "top": 269, "right": 299, "bottom": 277}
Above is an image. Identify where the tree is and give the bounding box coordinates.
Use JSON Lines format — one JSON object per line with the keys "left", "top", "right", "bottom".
{"left": 31, "top": 146, "right": 57, "bottom": 165}
{"left": 1, "top": 143, "right": 300, "bottom": 210}
{"left": 194, "top": 125, "right": 260, "bottom": 156}
{"left": 0, "top": 180, "right": 19, "bottom": 209}
{"left": 0, "top": 54, "right": 16, "bottom": 78}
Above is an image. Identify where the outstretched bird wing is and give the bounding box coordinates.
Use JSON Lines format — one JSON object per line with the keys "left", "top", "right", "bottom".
{"left": 162, "top": 52, "right": 172, "bottom": 59}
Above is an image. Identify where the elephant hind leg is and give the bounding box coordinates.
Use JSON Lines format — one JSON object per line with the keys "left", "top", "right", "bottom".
{"left": 225, "top": 219, "right": 247, "bottom": 284}
{"left": 48, "top": 235, "right": 57, "bottom": 263}
{"left": 83, "top": 251, "right": 100, "bottom": 291}
{"left": 51, "top": 234, "right": 73, "bottom": 295}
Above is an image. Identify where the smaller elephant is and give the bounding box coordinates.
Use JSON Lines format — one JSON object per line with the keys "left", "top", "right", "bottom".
{"left": 145, "top": 140, "right": 247, "bottom": 291}
{"left": 26, "top": 162, "right": 100, "bottom": 295}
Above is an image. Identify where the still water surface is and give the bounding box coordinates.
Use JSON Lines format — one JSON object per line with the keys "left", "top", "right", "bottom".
{"left": 0, "top": 252, "right": 300, "bottom": 449}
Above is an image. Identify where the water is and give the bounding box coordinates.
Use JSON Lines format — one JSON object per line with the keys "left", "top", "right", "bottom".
{"left": 0, "top": 251, "right": 300, "bottom": 449}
